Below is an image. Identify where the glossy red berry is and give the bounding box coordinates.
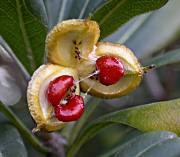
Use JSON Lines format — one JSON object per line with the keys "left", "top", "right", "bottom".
{"left": 55, "top": 95, "right": 84, "bottom": 122}
{"left": 47, "top": 75, "right": 74, "bottom": 107}
{"left": 96, "top": 56, "right": 124, "bottom": 86}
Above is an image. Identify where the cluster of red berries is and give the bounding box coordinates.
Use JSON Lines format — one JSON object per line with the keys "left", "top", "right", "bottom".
{"left": 47, "top": 56, "right": 124, "bottom": 122}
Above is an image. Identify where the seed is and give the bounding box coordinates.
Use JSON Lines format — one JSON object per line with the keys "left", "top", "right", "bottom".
{"left": 73, "top": 40, "right": 77, "bottom": 44}
{"left": 96, "top": 56, "right": 124, "bottom": 86}
{"left": 47, "top": 75, "right": 74, "bottom": 107}
{"left": 55, "top": 95, "right": 84, "bottom": 122}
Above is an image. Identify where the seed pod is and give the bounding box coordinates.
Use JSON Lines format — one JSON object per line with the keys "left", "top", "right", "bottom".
{"left": 27, "top": 64, "right": 79, "bottom": 132}
{"left": 46, "top": 19, "right": 100, "bottom": 69}
{"left": 80, "top": 42, "right": 143, "bottom": 98}
{"left": 45, "top": 19, "right": 144, "bottom": 99}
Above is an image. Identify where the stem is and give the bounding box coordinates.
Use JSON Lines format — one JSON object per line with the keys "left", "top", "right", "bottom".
{"left": 68, "top": 98, "right": 101, "bottom": 145}
{"left": 0, "top": 102, "right": 49, "bottom": 154}
{"left": 142, "top": 64, "right": 156, "bottom": 73}
{"left": 83, "top": 82, "right": 96, "bottom": 100}
{"left": 75, "top": 70, "right": 99, "bottom": 84}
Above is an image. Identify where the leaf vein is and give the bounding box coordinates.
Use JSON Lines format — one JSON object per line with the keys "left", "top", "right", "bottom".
{"left": 99, "top": 0, "right": 126, "bottom": 25}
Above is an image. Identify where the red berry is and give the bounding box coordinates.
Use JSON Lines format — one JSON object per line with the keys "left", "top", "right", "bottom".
{"left": 47, "top": 75, "right": 74, "bottom": 107}
{"left": 96, "top": 56, "right": 124, "bottom": 86}
{"left": 55, "top": 95, "right": 84, "bottom": 122}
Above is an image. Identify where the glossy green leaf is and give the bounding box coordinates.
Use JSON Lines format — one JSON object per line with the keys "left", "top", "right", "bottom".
{"left": 91, "top": 0, "right": 168, "bottom": 39}
{"left": 0, "top": 124, "right": 27, "bottom": 157}
{"left": 0, "top": 0, "right": 47, "bottom": 74}
{"left": 104, "top": 13, "right": 151, "bottom": 43}
{"left": 0, "top": 37, "right": 30, "bottom": 81}
{"left": 136, "top": 138, "right": 180, "bottom": 157}
{"left": 67, "top": 98, "right": 180, "bottom": 157}
{"left": 114, "top": 131, "right": 177, "bottom": 157}
{"left": 117, "top": 13, "right": 151, "bottom": 44}
{"left": 44, "top": 0, "right": 106, "bottom": 29}
{"left": 0, "top": 37, "right": 30, "bottom": 106}
{"left": 145, "top": 48, "right": 180, "bottom": 68}
{"left": 98, "top": 129, "right": 142, "bottom": 157}
{"left": 44, "top": 0, "right": 64, "bottom": 29}
{"left": 0, "top": 102, "right": 49, "bottom": 154}
{"left": 125, "top": 0, "right": 180, "bottom": 59}
{"left": 67, "top": 0, "right": 106, "bottom": 19}
{"left": 0, "top": 37, "right": 37, "bottom": 131}
{"left": 24, "top": 0, "right": 48, "bottom": 26}
{"left": 115, "top": 134, "right": 180, "bottom": 157}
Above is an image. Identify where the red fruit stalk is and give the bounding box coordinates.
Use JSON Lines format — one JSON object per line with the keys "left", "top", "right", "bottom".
{"left": 96, "top": 56, "right": 124, "bottom": 86}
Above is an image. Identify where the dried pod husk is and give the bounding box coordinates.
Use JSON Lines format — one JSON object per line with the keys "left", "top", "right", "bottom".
{"left": 46, "top": 19, "right": 100, "bottom": 71}
{"left": 80, "top": 42, "right": 143, "bottom": 98}
{"left": 27, "top": 64, "right": 79, "bottom": 132}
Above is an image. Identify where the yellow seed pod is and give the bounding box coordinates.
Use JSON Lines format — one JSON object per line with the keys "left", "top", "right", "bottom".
{"left": 80, "top": 42, "right": 143, "bottom": 98}
{"left": 27, "top": 64, "right": 79, "bottom": 132}
{"left": 27, "top": 19, "right": 147, "bottom": 132}
{"left": 46, "top": 19, "right": 100, "bottom": 69}
{"left": 45, "top": 19, "right": 145, "bottom": 99}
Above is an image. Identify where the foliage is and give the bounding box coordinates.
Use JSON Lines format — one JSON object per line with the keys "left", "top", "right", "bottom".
{"left": 0, "top": 0, "right": 180, "bottom": 157}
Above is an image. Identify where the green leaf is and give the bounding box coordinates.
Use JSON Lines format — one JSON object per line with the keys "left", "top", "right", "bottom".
{"left": 91, "top": 0, "right": 168, "bottom": 39}
{"left": 0, "top": 124, "right": 27, "bottom": 157}
{"left": 117, "top": 13, "right": 151, "bottom": 44}
{"left": 43, "top": 0, "right": 64, "bottom": 29}
{"left": 145, "top": 48, "right": 180, "bottom": 68}
{"left": 0, "top": 102, "right": 49, "bottom": 154}
{"left": 0, "top": 37, "right": 29, "bottom": 106}
{"left": 114, "top": 131, "right": 177, "bottom": 157}
{"left": 44, "top": 0, "right": 106, "bottom": 29}
{"left": 67, "top": 0, "right": 106, "bottom": 19}
{"left": 0, "top": 37, "right": 30, "bottom": 80}
{"left": 135, "top": 138, "right": 180, "bottom": 157}
{"left": 24, "top": 0, "right": 48, "bottom": 26}
{"left": 0, "top": 37, "right": 35, "bottom": 128}
{"left": 68, "top": 98, "right": 100, "bottom": 145}
{"left": 67, "top": 98, "right": 180, "bottom": 156}
{"left": 125, "top": 0, "right": 180, "bottom": 59}
{"left": 0, "top": 0, "right": 47, "bottom": 74}
{"left": 98, "top": 129, "right": 142, "bottom": 157}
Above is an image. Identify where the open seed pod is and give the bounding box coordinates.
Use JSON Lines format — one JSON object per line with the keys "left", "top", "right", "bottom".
{"left": 27, "top": 64, "right": 80, "bottom": 132}
{"left": 80, "top": 42, "right": 144, "bottom": 98}
{"left": 46, "top": 19, "right": 100, "bottom": 72}
{"left": 45, "top": 19, "right": 144, "bottom": 98}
